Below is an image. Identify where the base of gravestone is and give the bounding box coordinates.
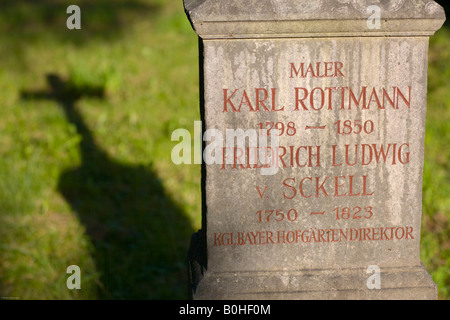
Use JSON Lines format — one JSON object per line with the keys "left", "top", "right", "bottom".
{"left": 189, "top": 263, "right": 437, "bottom": 300}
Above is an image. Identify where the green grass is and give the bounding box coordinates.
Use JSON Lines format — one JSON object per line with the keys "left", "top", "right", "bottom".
{"left": 421, "top": 21, "right": 450, "bottom": 299}
{"left": 0, "top": 0, "right": 448, "bottom": 299}
{"left": 0, "top": 0, "right": 201, "bottom": 299}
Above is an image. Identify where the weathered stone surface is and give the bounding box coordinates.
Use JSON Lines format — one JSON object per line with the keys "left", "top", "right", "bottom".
{"left": 185, "top": 0, "right": 445, "bottom": 38}
{"left": 185, "top": 0, "right": 445, "bottom": 300}
{"left": 194, "top": 264, "right": 437, "bottom": 300}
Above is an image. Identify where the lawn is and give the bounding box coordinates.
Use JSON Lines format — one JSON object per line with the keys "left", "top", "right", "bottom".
{"left": 0, "top": 0, "right": 201, "bottom": 299}
{"left": 0, "top": 0, "right": 448, "bottom": 299}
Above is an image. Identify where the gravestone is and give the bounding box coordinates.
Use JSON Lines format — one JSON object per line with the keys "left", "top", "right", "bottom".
{"left": 185, "top": 0, "right": 446, "bottom": 299}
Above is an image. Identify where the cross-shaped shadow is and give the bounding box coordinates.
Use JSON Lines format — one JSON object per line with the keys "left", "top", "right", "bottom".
{"left": 21, "top": 73, "right": 194, "bottom": 299}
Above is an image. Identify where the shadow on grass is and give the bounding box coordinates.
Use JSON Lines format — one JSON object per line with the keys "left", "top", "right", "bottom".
{"left": 21, "top": 74, "right": 194, "bottom": 299}
{"left": 0, "top": 1, "right": 163, "bottom": 75}
{"left": 0, "top": 0, "right": 160, "bottom": 43}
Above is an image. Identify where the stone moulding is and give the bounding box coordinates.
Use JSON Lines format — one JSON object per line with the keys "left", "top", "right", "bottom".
{"left": 184, "top": 0, "right": 446, "bottom": 39}
{"left": 193, "top": 264, "right": 437, "bottom": 300}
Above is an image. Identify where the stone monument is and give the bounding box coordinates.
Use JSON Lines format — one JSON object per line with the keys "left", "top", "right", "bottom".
{"left": 185, "top": 0, "right": 446, "bottom": 299}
